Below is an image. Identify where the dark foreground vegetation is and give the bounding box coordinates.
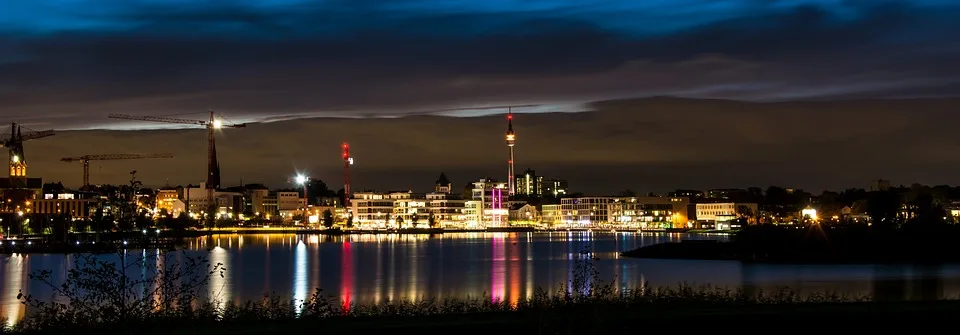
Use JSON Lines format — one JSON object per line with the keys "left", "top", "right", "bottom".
{"left": 6, "top": 248, "right": 960, "bottom": 334}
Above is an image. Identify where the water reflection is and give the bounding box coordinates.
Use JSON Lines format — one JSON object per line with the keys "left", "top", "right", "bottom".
{"left": 209, "top": 246, "right": 230, "bottom": 312}
{"left": 293, "top": 240, "right": 307, "bottom": 314}
{"left": 341, "top": 240, "right": 353, "bottom": 312}
{"left": 10, "top": 231, "right": 960, "bottom": 326}
{"left": 4, "top": 254, "right": 25, "bottom": 329}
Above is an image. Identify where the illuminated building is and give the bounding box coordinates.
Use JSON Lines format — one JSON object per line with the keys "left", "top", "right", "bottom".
{"left": 558, "top": 196, "right": 691, "bottom": 227}
{"left": 695, "top": 202, "right": 759, "bottom": 230}
{"left": 427, "top": 173, "right": 466, "bottom": 227}
{"left": 800, "top": 206, "right": 818, "bottom": 221}
{"left": 33, "top": 191, "right": 98, "bottom": 219}
{"left": 608, "top": 197, "right": 690, "bottom": 228}
{"left": 351, "top": 192, "right": 396, "bottom": 228}
{"left": 505, "top": 112, "right": 516, "bottom": 196}
{"left": 182, "top": 183, "right": 245, "bottom": 218}
{"left": 559, "top": 197, "right": 619, "bottom": 226}
{"left": 155, "top": 188, "right": 185, "bottom": 217}
{"left": 513, "top": 169, "right": 542, "bottom": 197}
{"left": 508, "top": 203, "right": 539, "bottom": 223}
{"left": 464, "top": 178, "right": 508, "bottom": 228}
{"left": 541, "top": 204, "right": 561, "bottom": 226}
{"left": 389, "top": 191, "right": 428, "bottom": 228}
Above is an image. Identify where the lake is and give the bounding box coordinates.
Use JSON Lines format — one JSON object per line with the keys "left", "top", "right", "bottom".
{"left": 3, "top": 231, "right": 960, "bottom": 325}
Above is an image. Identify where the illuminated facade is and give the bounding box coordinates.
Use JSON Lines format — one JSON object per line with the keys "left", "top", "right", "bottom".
{"left": 351, "top": 192, "right": 395, "bottom": 228}
{"left": 695, "top": 202, "right": 759, "bottom": 229}
{"left": 559, "top": 197, "right": 619, "bottom": 226}
{"left": 427, "top": 192, "right": 466, "bottom": 228}
{"left": 465, "top": 178, "right": 508, "bottom": 228}
{"left": 608, "top": 197, "right": 690, "bottom": 228}
{"left": 558, "top": 196, "right": 691, "bottom": 227}
{"left": 514, "top": 169, "right": 542, "bottom": 197}
{"left": 33, "top": 192, "right": 98, "bottom": 219}
{"left": 541, "top": 204, "right": 561, "bottom": 226}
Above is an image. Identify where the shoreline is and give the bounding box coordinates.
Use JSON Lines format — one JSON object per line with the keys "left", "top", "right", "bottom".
{"left": 1, "top": 227, "right": 711, "bottom": 254}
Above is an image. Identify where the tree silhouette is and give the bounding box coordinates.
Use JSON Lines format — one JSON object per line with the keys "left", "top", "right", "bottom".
{"left": 867, "top": 190, "right": 901, "bottom": 229}
{"left": 322, "top": 209, "right": 334, "bottom": 228}
{"left": 411, "top": 212, "right": 420, "bottom": 227}
{"left": 428, "top": 213, "right": 437, "bottom": 228}
{"left": 735, "top": 205, "right": 755, "bottom": 225}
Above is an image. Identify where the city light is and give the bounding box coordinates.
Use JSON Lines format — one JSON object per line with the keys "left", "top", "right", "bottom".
{"left": 294, "top": 174, "right": 308, "bottom": 185}
{"left": 212, "top": 119, "right": 223, "bottom": 129}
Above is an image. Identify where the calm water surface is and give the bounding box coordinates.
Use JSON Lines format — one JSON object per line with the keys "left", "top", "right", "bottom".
{"left": 3, "top": 232, "right": 960, "bottom": 324}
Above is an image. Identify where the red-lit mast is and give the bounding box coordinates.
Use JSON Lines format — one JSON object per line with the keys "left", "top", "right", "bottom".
{"left": 506, "top": 108, "right": 516, "bottom": 196}
{"left": 342, "top": 142, "right": 352, "bottom": 210}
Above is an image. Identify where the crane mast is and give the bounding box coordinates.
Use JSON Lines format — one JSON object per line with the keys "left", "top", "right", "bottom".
{"left": 1, "top": 122, "right": 55, "bottom": 180}
{"left": 108, "top": 111, "right": 244, "bottom": 219}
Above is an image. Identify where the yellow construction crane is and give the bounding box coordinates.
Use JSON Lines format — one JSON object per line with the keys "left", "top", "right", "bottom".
{"left": 60, "top": 153, "right": 174, "bottom": 187}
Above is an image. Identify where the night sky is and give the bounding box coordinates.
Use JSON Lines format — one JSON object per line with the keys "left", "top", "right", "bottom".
{"left": 1, "top": 1, "right": 959, "bottom": 194}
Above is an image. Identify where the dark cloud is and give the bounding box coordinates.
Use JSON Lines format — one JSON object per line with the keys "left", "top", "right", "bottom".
{"left": 2, "top": 1, "right": 959, "bottom": 193}
{"left": 20, "top": 97, "right": 960, "bottom": 194}
{"left": 0, "top": 1, "right": 957, "bottom": 129}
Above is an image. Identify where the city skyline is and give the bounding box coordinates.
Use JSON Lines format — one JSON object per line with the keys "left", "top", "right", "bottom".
{"left": 16, "top": 96, "right": 960, "bottom": 194}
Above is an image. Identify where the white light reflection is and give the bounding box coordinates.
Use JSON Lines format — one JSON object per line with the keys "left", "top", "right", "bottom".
{"left": 209, "top": 247, "right": 230, "bottom": 315}
{"left": 293, "top": 240, "right": 307, "bottom": 315}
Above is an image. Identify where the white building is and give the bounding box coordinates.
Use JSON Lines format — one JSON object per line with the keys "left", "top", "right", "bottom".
{"left": 464, "top": 178, "right": 508, "bottom": 228}
{"left": 558, "top": 196, "right": 691, "bottom": 227}
{"left": 607, "top": 196, "right": 690, "bottom": 228}
{"left": 559, "top": 197, "right": 619, "bottom": 226}
{"left": 695, "top": 202, "right": 758, "bottom": 230}
{"left": 352, "top": 192, "right": 396, "bottom": 228}
{"left": 427, "top": 192, "right": 465, "bottom": 228}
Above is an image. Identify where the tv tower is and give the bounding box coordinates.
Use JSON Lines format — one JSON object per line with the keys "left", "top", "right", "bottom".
{"left": 506, "top": 108, "right": 516, "bottom": 196}
{"left": 342, "top": 142, "right": 353, "bottom": 209}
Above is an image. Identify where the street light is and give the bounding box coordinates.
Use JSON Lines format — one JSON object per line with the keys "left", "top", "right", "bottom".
{"left": 293, "top": 174, "right": 309, "bottom": 226}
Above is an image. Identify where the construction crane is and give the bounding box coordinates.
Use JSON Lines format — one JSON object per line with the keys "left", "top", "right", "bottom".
{"left": 1, "top": 123, "right": 55, "bottom": 179}
{"left": 107, "top": 111, "right": 245, "bottom": 216}
{"left": 60, "top": 153, "right": 174, "bottom": 188}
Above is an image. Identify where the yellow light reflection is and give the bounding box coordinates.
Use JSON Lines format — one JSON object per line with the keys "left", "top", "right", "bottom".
{"left": 4, "top": 254, "right": 26, "bottom": 328}
{"left": 209, "top": 247, "right": 230, "bottom": 314}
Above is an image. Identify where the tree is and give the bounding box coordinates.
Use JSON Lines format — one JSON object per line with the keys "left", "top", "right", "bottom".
{"left": 345, "top": 215, "right": 353, "bottom": 228}
{"left": 867, "top": 190, "right": 901, "bottom": 229}
{"left": 735, "top": 205, "right": 755, "bottom": 225}
{"left": 134, "top": 211, "right": 152, "bottom": 231}
{"left": 428, "top": 212, "right": 438, "bottom": 228}
{"left": 616, "top": 189, "right": 636, "bottom": 197}
{"left": 322, "top": 209, "right": 334, "bottom": 228}
{"left": 395, "top": 216, "right": 404, "bottom": 228}
{"left": 411, "top": 212, "right": 420, "bottom": 227}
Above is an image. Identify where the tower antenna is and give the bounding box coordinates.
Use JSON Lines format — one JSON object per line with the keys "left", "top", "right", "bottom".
{"left": 505, "top": 107, "right": 516, "bottom": 196}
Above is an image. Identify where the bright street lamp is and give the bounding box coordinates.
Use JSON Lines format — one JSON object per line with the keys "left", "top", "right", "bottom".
{"left": 292, "top": 174, "right": 309, "bottom": 226}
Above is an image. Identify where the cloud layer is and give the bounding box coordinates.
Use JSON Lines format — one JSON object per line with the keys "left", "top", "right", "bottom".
{"left": 1, "top": 0, "right": 958, "bottom": 129}
{"left": 21, "top": 97, "right": 960, "bottom": 194}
